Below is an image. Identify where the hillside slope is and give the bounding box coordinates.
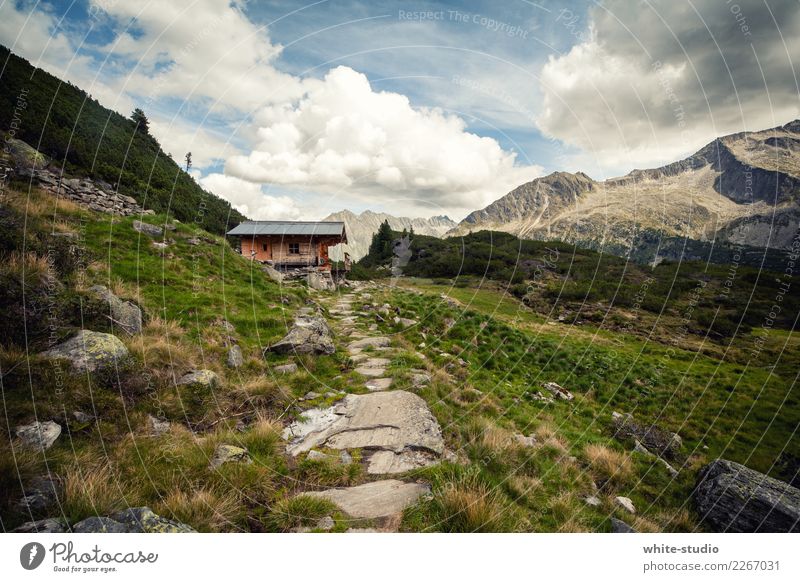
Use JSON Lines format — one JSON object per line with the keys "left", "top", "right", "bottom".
{"left": 0, "top": 45, "right": 245, "bottom": 235}
{"left": 451, "top": 121, "right": 800, "bottom": 262}
{"left": 324, "top": 209, "right": 456, "bottom": 260}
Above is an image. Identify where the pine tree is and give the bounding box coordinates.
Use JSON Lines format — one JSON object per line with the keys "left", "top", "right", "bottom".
{"left": 131, "top": 108, "right": 150, "bottom": 136}
{"left": 185, "top": 151, "right": 192, "bottom": 171}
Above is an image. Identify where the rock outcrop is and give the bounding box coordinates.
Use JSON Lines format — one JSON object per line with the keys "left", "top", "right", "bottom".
{"left": 266, "top": 316, "right": 335, "bottom": 355}
{"left": 40, "top": 330, "right": 130, "bottom": 374}
{"left": 611, "top": 412, "right": 682, "bottom": 461}
{"left": 694, "top": 459, "right": 800, "bottom": 532}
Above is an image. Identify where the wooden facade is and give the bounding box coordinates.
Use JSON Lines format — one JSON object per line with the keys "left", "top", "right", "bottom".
{"left": 227, "top": 221, "right": 348, "bottom": 271}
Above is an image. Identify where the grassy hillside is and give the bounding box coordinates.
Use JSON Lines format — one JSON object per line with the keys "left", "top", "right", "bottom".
{"left": 0, "top": 45, "right": 245, "bottom": 235}
{"left": 357, "top": 229, "right": 799, "bottom": 351}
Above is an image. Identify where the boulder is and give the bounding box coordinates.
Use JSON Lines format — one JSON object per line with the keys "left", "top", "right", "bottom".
{"left": 610, "top": 518, "right": 636, "bottom": 533}
{"left": 40, "top": 330, "right": 129, "bottom": 374}
{"left": 612, "top": 412, "right": 682, "bottom": 460}
{"left": 304, "top": 479, "right": 430, "bottom": 519}
{"left": 12, "top": 518, "right": 67, "bottom": 533}
{"left": 15, "top": 421, "right": 61, "bottom": 451}
{"left": 283, "top": 390, "right": 444, "bottom": 474}
{"left": 263, "top": 264, "right": 283, "bottom": 283}
{"left": 132, "top": 220, "right": 163, "bottom": 237}
{"left": 307, "top": 271, "right": 335, "bottom": 291}
{"left": 209, "top": 444, "right": 252, "bottom": 469}
{"left": 89, "top": 285, "right": 143, "bottom": 334}
{"left": 72, "top": 516, "right": 128, "bottom": 533}
{"left": 110, "top": 507, "right": 196, "bottom": 533}
{"left": 694, "top": 459, "right": 800, "bottom": 532}
{"left": 265, "top": 316, "right": 335, "bottom": 355}
{"left": 226, "top": 345, "right": 244, "bottom": 368}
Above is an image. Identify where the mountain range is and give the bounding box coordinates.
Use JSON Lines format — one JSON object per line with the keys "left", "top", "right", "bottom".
{"left": 449, "top": 120, "right": 800, "bottom": 263}
{"left": 323, "top": 210, "right": 456, "bottom": 260}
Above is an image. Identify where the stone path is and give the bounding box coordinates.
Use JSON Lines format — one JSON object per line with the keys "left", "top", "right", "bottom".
{"left": 283, "top": 285, "right": 444, "bottom": 531}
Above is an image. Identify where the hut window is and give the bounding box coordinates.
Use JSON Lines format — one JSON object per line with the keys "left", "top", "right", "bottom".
{"left": 289, "top": 243, "right": 300, "bottom": 254}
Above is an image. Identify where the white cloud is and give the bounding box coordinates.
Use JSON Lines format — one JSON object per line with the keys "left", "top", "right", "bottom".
{"left": 199, "top": 173, "right": 301, "bottom": 220}
{"left": 537, "top": 0, "right": 800, "bottom": 177}
{"left": 91, "top": 0, "right": 304, "bottom": 112}
{"left": 149, "top": 117, "right": 238, "bottom": 170}
{"left": 226, "top": 66, "right": 539, "bottom": 214}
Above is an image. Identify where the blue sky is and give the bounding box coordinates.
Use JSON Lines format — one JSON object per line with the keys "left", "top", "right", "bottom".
{"left": 2, "top": 0, "right": 798, "bottom": 220}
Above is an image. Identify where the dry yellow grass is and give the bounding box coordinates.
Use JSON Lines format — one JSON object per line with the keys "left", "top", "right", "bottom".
{"left": 584, "top": 443, "right": 634, "bottom": 488}
{"left": 233, "top": 375, "right": 291, "bottom": 409}
{"left": 156, "top": 487, "right": 241, "bottom": 532}
{"left": 63, "top": 462, "right": 126, "bottom": 518}
{"left": 0, "top": 251, "right": 52, "bottom": 280}
{"left": 438, "top": 478, "right": 522, "bottom": 532}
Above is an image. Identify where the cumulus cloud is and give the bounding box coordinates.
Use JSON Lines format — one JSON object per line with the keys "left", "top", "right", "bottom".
{"left": 91, "top": 0, "right": 304, "bottom": 112}
{"left": 225, "top": 66, "right": 539, "bottom": 213}
{"left": 537, "top": 0, "right": 800, "bottom": 175}
{"left": 199, "top": 173, "right": 301, "bottom": 220}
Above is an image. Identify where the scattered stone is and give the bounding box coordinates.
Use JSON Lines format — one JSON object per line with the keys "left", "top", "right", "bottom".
{"left": 410, "top": 372, "right": 431, "bottom": 388}
{"left": 514, "top": 433, "right": 537, "bottom": 447}
{"left": 283, "top": 390, "right": 444, "bottom": 474}
{"left": 226, "top": 345, "right": 244, "bottom": 368}
{"left": 274, "top": 362, "right": 299, "bottom": 374}
{"left": 72, "top": 516, "right": 128, "bottom": 533}
{"left": 15, "top": 421, "right": 62, "bottom": 451}
{"left": 148, "top": 414, "right": 171, "bottom": 437}
{"left": 177, "top": 369, "right": 219, "bottom": 390}
{"left": 16, "top": 476, "right": 60, "bottom": 513}
{"left": 132, "top": 220, "right": 163, "bottom": 237}
{"left": 365, "top": 378, "right": 393, "bottom": 392}
{"left": 316, "top": 515, "right": 335, "bottom": 531}
{"left": 266, "top": 316, "right": 335, "bottom": 355}
{"left": 339, "top": 450, "right": 353, "bottom": 465}
{"left": 110, "top": 507, "right": 196, "bottom": 533}
{"left": 40, "top": 330, "right": 130, "bottom": 374}
{"left": 89, "top": 285, "right": 143, "bottom": 334}
{"left": 187, "top": 237, "right": 201, "bottom": 246}
{"left": 694, "top": 459, "right": 800, "bottom": 532}
{"left": 209, "top": 444, "right": 252, "bottom": 469}
{"left": 73, "top": 411, "right": 94, "bottom": 424}
{"left": 584, "top": 495, "right": 602, "bottom": 507}
{"left": 610, "top": 518, "right": 636, "bottom": 533}
{"left": 151, "top": 241, "right": 168, "bottom": 250}
{"left": 304, "top": 480, "right": 430, "bottom": 520}
{"left": 301, "top": 391, "right": 321, "bottom": 401}
{"left": 12, "top": 518, "right": 67, "bottom": 533}
{"left": 393, "top": 316, "right": 417, "bottom": 327}
{"left": 543, "top": 381, "right": 574, "bottom": 401}
{"left": 614, "top": 496, "right": 636, "bottom": 514}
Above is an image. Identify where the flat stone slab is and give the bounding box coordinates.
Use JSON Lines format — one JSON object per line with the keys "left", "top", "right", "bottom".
{"left": 304, "top": 479, "right": 430, "bottom": 519}
{"left": 354, "top": 366, "right": 386, "bottom": 377}
{"left": 348, "top": 336, "right": 391, "bottom": 351}
{"left": 283, "top": 390, "right": 444, "bottom": 474}
{"left": 365, "top": 378, "right": 393, "bottom": 392}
